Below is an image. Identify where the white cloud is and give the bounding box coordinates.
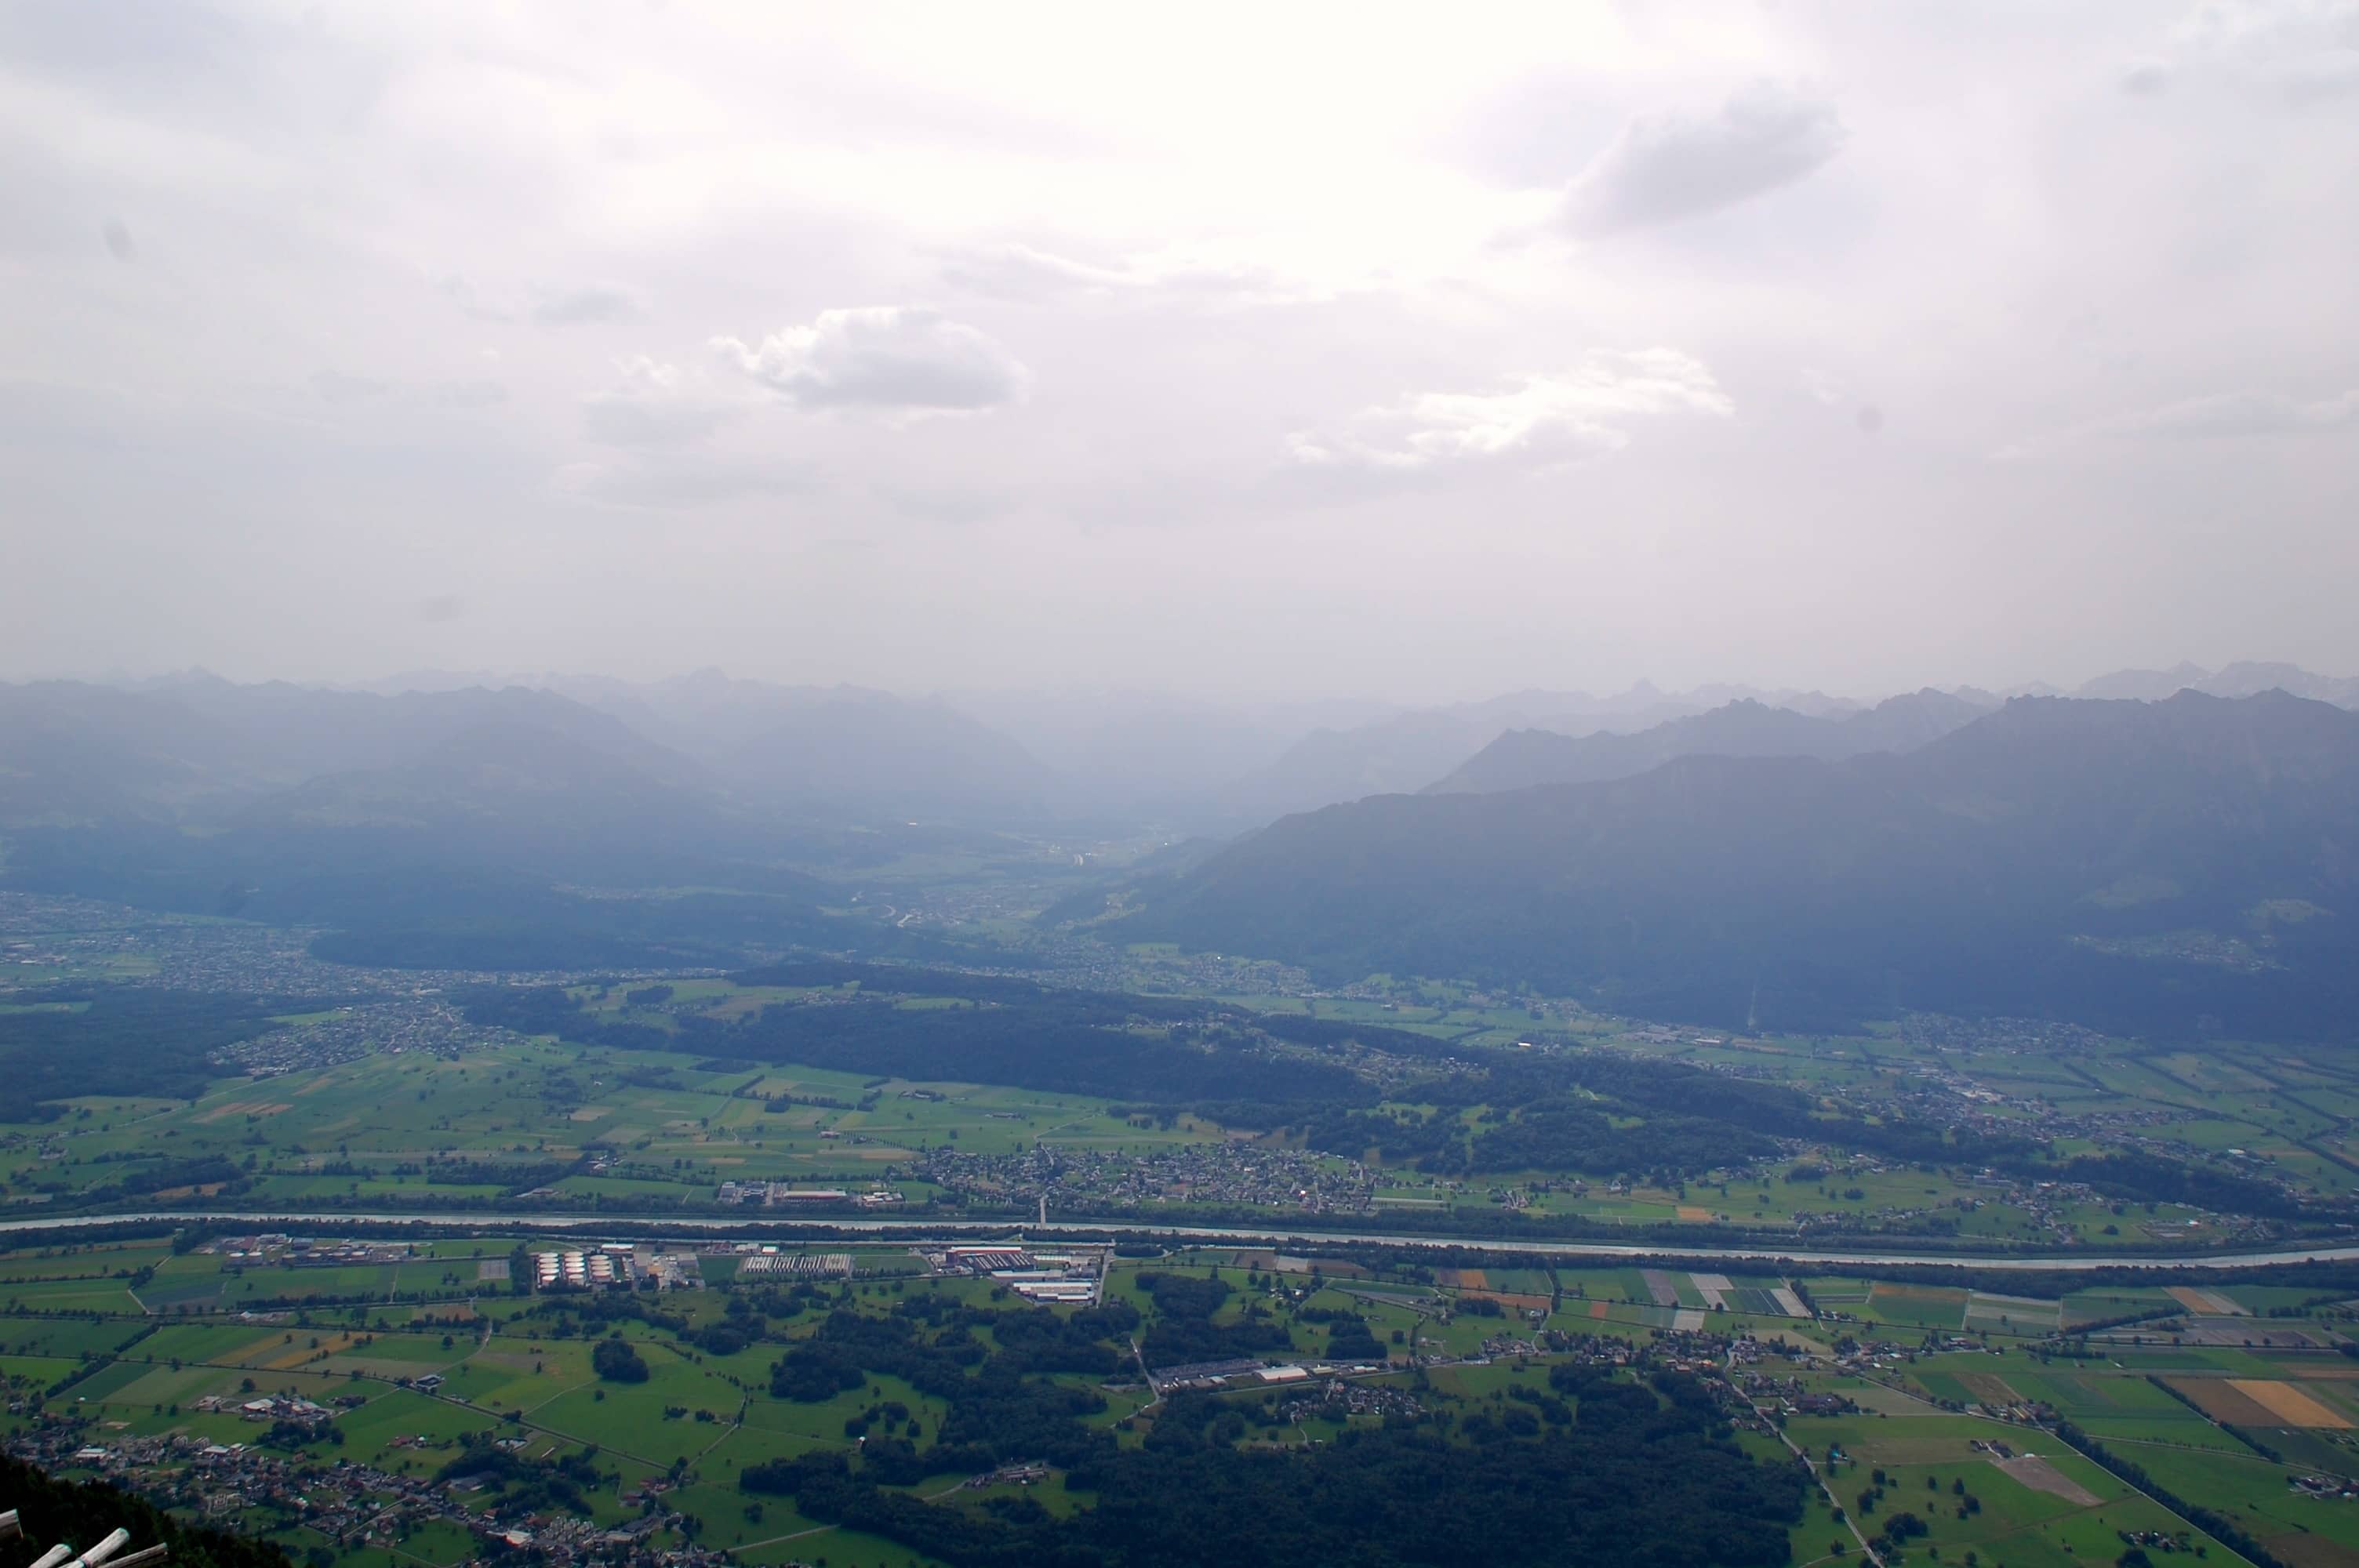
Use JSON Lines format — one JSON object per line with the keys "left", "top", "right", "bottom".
{"left": 1557, "top": 82, "right": 1848, "bottom": 238}
{"left": 1995, "top": 389, "right": 2359, "bottom": 459}
{"left": 580, "top": 357, "right": 738, "bottom": 446}
{"left": 1288, "top": 349, "right": 1732, "bottom": 474}
{"left": 940, "top": 241, "right": 1338, "bottom": 307}
{"left": 941, "top": 244, "right": 1129, "bottom": 298}
{"left": 711, "top": 307, "right": 1030, "bottom": 413}
{"left": 9, "top": 2, "right": 2359, "bottom": 692}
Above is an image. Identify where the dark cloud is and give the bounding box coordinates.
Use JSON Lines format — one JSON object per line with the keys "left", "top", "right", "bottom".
{"left": 1557, "top": 82, "right": 1848, "bottom": 238}
{"left": 528, "top": 282, "right": 645, "bottom": 326}
{"left": 870, "top": 481, "right": 1015, "bottom": 524}
{"left": 2156, "top": 2, "right": 2359, "bottom": 107}
{"left": 1995, "top": 389, "right": 2359, "bottom": 460}
{"left": 552, "top": 455, "right": 813, "bottom": 509}
{"left": 100, "top": 217, "right": 135, "bottom": 262}
{"left": 424, "top": 379, "right": 507, "bottom": 409}
{"left": 308, "top": 372, "right": 503, "bottom": 411}
{"left": 437, "top": 274, "right": 513, "bottom": 323}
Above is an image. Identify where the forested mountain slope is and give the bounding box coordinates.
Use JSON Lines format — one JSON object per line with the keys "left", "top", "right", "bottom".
{"left": 1130, "top": 693, "right": 2359, "bottom": 1037}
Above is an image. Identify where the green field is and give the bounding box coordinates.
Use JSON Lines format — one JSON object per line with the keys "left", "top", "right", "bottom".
{"left": 9, "top": 1221, "right": 2359, "bottom": 1568}
{"left": 10, "top": 953, "right": 2358, "bottom": 1262}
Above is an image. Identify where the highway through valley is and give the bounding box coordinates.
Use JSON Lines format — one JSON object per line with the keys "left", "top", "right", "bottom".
{"left": 4, "top": 1207, "right": 2359, "bottom": 1274}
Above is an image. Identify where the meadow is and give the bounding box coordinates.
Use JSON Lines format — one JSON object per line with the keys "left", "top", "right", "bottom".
{"left": 15, "top": 1222, "right": 2359, "bottom": 1568}
{"left": 16, "top": 964, "right": 2350, "bottom": 1264}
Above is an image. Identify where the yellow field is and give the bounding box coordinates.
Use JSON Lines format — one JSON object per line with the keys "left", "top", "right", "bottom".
{"left": 2229, "top": 1380, "right": 2351, "bottom": 1428}
{"left": 196, "top": 1100, "right": 293, "bottom": 1123}
{"left": 2168, "top": 1285, "right": 2245, "bottom": 1315}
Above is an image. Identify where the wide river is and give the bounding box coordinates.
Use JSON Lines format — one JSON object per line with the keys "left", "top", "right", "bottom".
{"left": 4, "top": 1208, "right": 2357, "bottom": 1274}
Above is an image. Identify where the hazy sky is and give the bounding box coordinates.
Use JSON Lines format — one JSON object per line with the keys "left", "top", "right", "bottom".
{"left": 3, "top": 1, "right": 2356, "bottom": 702}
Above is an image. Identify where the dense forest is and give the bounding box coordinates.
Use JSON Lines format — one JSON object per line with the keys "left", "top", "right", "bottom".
{"left": 1, "top": 1454, "right": 293, "bottom": 1568}
{"left": 456, "top": 972, "right": 2330, "bottom": 1214}
{"left": 460, "top": 975, "right": 1382, "bottom": 1112}
{"left": 1128, "top": 694, "right": 2359, "bottom": 1041}
{"left": 1132, "top": 1271, "right": 1296, "bottom": 1366}
{"left": 0, "top": 989, "right": 296, "bottom": 1120}
{"left": 1296, "top": 1047, "right": 2026, "bottom": 1181}
{"left": 740, "top": 1294, "right": 1807, "bottom": 1568}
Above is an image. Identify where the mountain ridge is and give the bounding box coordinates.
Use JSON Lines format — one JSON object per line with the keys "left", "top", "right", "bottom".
{"left": 1120, "top": 691, "right": 2359, "bottom": 1039}
{"left": 1423, "top": 689, "right": 1990, "bottom": 796}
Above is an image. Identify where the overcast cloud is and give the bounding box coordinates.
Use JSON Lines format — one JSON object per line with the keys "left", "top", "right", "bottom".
{"left": 2, "top": 0, "right": 2356, "bottom": 702}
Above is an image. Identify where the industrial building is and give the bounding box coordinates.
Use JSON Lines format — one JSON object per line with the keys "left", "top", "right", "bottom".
{"left": 530, "top": 1248, "right": 623, "bottom": 1290}
{"left": 737, "top": 1251, "right": 853, "bottom": 1279}
{"left": 918, "top": 1245, "right": 1108, "bottom": 1304}
{"left": 940, "top": 1247, "right": 1036, "bottom": 1272}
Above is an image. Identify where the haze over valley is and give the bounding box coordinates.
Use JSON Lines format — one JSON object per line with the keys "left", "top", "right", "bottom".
{"left": 12, "top": 5, "right": 2359, "bottom": 1568}
{"left": 5, "top": 659, "right": 2356, "bottom": 1042}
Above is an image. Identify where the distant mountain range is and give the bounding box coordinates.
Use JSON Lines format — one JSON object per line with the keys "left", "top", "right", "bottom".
{"left": 1212, "top": 681, "right": 1868, "bottom": 819}
{"left": 2067, "top": 661, "right": 2359, "bottom": 706}
{"left": 4, "top": 663, "right": 2354, "bottom": 982}
{"left": 0, "top": 673, "right": 1058, "bottom": 832}
{"left": 1199, "top": 664, "right": 2358, "bottom": 819}
{"left": 547, "top": 670, "right": 1058, "bottom": 818}
{"left": 8, "top": 662, "right": 2351, "bottom": 842}
{"left": 1116, "top": 691, "right": 2359, "bottom": 1041}
{"left": 0, "top": 676, "right": 997, "bottom": 968}
{"left": 1424, "top": 689, "right": 1990, "bottom": 796}
{"left": 0, "top": 677, "right": 689, "bottom": 822}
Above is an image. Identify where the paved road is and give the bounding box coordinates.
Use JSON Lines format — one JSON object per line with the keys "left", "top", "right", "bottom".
{"left": 3, "top": 1207, "right": 2357, "bottom": 1273}
{"left": 1731, "top": 1356, "right": 1882, "bottom": 1567}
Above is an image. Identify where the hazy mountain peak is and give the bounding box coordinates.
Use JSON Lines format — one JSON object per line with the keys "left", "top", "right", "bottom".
{"left": 1423, "top": 688, "right": 1983, "bottom": 796}
{"left": 2074, "top": 662, "right": 2213, "bottom": 701}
